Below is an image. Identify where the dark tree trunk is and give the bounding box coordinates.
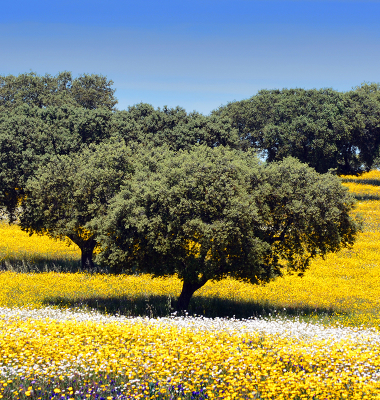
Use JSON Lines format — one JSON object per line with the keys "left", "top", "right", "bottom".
{"left": 176, "top": 280, "right": 207, "bottom": 312}
{"left": 79, "top": 238, "right": 97, "bottom": 270}
{"left": 67, "top": 234, "right": 98, "bottom": 270}
{"left": 67, "top": 235, "right": 98, "bottom": 269}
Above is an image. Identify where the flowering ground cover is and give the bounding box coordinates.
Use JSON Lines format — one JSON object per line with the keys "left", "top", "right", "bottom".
{"left": 341, "top": 170, "right": 380, "bottom": 200}
{"left": 341, "top": 170, "right": 380, "bottom": 185}
{"left": 341, "top": 182, "right": 380, "bottom": 200}
{"left": 2, "top": 307, "right": 380, "bottom": 399}
{"left": 0, "top": 222, "right": 80, "bottom": 272}
{"left": 1, "top": 199, "right": 380, "bottom": 326}
{"left": 1, "top": 170, "right": 380, "bottom": 398}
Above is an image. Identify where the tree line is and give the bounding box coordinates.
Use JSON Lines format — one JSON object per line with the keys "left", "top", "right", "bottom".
{"left": 0, "top": 72, "right": 366, "bottom": 310}
{"left": 212, "top": 84, "right": 380, "bottom": 175}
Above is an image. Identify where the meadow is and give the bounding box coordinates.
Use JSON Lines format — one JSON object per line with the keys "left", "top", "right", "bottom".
{"left": 1, "top": 171, "right": 380, "bottom": 399}
{"left": 341, "top": 170, "right": 380, "bottom": 200}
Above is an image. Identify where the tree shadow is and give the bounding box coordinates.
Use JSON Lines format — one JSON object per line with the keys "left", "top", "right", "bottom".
{"left": 42, "top": 294, "right": 173, "bottom": 318}
{"left": 354, "top": 194, "right": 380, "bottom": 200}
{"left": 42, "top": 293, "right": 339, "bottom": 320}
{"left": 2, "top": 260, "right": 343, "bottom": 320}
{"left": 341, "top": 178, "right": 380, "bottom": 187}
{"left": 0, "top": 257, "right": 110, "bottom": 274}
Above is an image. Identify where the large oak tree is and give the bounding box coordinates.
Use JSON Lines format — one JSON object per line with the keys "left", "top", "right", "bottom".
{"left": 92, "top": 145, "right": 360, "bottom": 311}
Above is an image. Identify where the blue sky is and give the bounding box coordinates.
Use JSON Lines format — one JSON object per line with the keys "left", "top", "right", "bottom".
{"left": 1, "top": 0, "right": 380, "bottom": 114}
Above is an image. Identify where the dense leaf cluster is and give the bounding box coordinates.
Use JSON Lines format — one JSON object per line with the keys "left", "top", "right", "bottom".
{"left": 0, "top": 71, "right": 117, "bottom": 111}
{"left": 113, "top": 103, "right": 240, "bottom": 150}
{"left": 213, "top": 84, "right": 380, "bottom": 174}
{"left": 20, "top": 139, "right": 134, "bottom": 269}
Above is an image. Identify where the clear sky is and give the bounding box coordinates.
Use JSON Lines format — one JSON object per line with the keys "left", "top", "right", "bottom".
{"left": 1, "top": 0, "right": 380, "bottom": 114}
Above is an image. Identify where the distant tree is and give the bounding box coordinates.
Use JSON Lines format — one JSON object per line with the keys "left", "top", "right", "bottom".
{"left": 0, "top": 71, "right": 118, "bottom": 111}
{"left": 0, "top": 104, "right": 114, "bottom": 220}
{"left": 92, "top": 146, "right": 359, "bottom": 311}
{"left": 19, "top": 140, "right": 133, "bottom": 269}
{"left": 345, "top": 83, "right": 380, "bottom": 171}
{"left": 111, "top": 103, "right": 240, "bottom": 150}
{"left": 213, "top": 87, "right": 380, "bottom": 174}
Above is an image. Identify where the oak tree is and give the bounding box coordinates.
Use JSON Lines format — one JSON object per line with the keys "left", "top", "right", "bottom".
{"left": 19, "top": 140, "right": 133, "bottom": 269}
{"left": 213, "top": 87, "right": 380, "bottom": 174}
{"left": 0, "top": 104, "right": 114, "bottom": 220}
{"left": 92, "top": 146, "right": 359, "bottom": 311}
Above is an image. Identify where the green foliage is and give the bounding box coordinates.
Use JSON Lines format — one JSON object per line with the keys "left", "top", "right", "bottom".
{"left": 0, "top": 71, "right": 118, "bottom": 111}
{"left": 213, "top": 86, "right": 380, "bottom": 174}
{"left": 259, "top": 157, "right": 359, "bottom": 268}
{"left": 111, "top": 103, "right": 240, "bottom": 150}
{"left": 94, "top": 145, "right": 267, "bottom": 279}
{"left": 0, "top": 104, "right": 114, "bottom": 219}
{"left": 345, "top": 83, "right": 380, "bottom": 171}
{"left": 0, "top": 71, "right": 118, "bottom": 219}
{"left": 0, "top": 73, "right": 239, "bottom": 220}
{"left": 92, "top": 146, "right": 359, "bottom": 310}
{"left": 19, "top": 140, "right": 134, "bottom": 268}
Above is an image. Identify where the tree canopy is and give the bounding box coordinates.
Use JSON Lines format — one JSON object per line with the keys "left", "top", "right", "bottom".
{"left": 213, "top": 86, "right": 380, "bottom": 174}
{"left": 111, "top": 103, "right": 240, "bottom": 151}
{"left": 0, "top": 71, "right": 118, "bottom": 111}
{"left": 344, "top": 83, "right": 380, "bottom": 171}
{"left": 0, "top": 71, "right": 119, "bottom": 220}
{"left": 0, "top": 73, "right": 240, "bottom": 221}
{"left": 91, "top": 145, "right": 359, "bottom": 311}
{"left": 0, "top": 103, "right": 114, "bottom": 220}
{"left": 19, "top": 140, "right": 134, "bottom": 269}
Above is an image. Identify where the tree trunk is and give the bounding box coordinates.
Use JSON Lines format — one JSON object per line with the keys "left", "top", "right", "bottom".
{"left": 67, "top": 234, "right": 98, "bottom": 270}
{"left": 176, "top": 280, "right": 207, "bottom": 312}
{"left": 80, "top": 238, "right": 97, "bottom": 270}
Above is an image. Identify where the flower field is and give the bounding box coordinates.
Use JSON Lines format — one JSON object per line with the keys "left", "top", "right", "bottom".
{"left": 341, "top": 170, "right": 380, "bottom": 200}
{"left": 1, "top": 171, "right": 380, "bottom": 399}
{"left": 341, "top": 182, "right": 380, "bottom": 200}
{"left": 341, "top": 170, "right": 380, "bottom": 184}
{"left": 2, "top": 308, "right": 380, "bottom": 399}
{"left": 0, "top": 222, "right": 81, "bottom": 273}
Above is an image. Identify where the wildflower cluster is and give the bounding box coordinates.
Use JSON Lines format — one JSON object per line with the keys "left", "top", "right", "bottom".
{"left": 342, "top": 182, "right": 380, "bottom": 200}
{"left": 341, "top": 170, "right": 380, "bottom": 183}
{"left": 2, "top": 308, "right": 380, "bottom": 399}
{"left": 0, "top": 222, "right": 80, "bottom": 271}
